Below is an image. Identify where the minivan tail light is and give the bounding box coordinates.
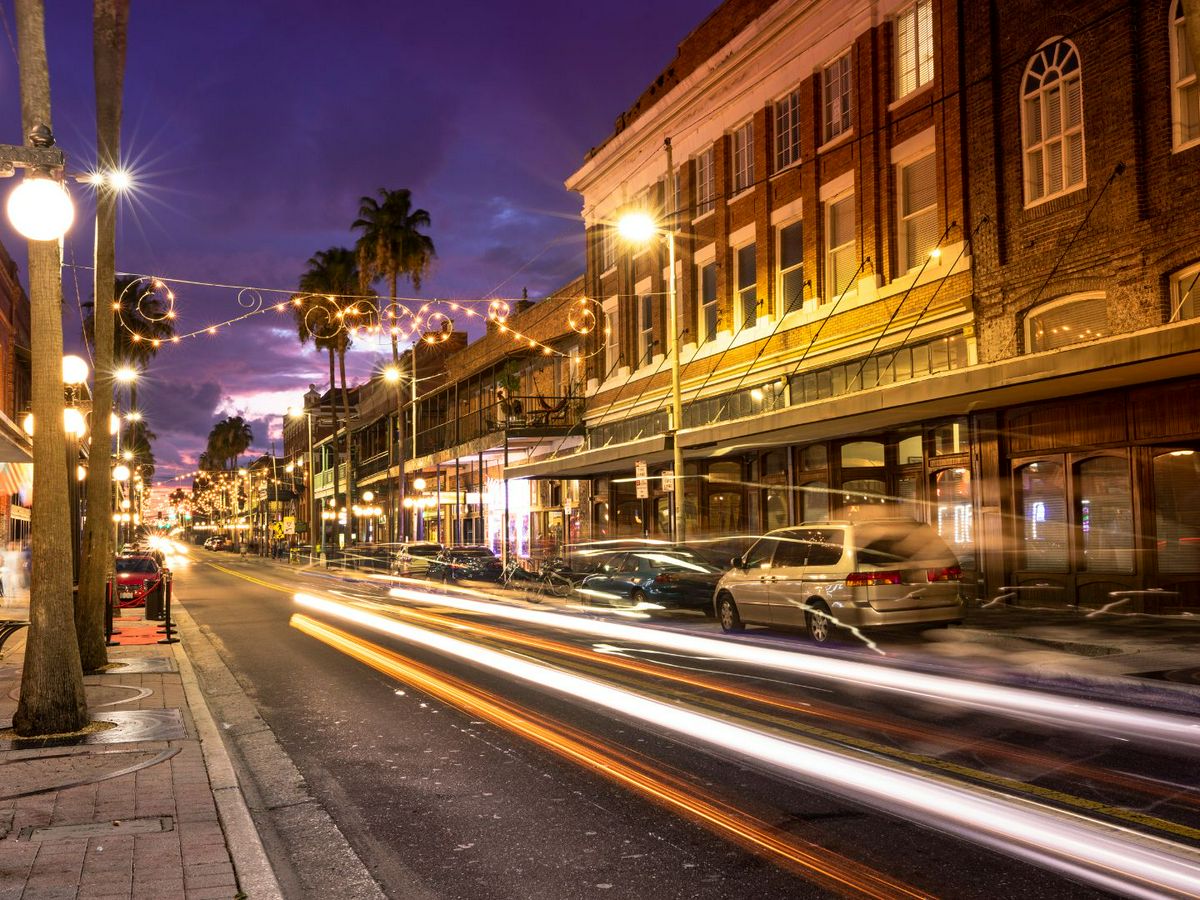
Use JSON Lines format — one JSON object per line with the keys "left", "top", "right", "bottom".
{"left": 846, "top": 570, "right": 901, "bottom": 587}
{"left": 928, "top": 565, "right": 962, "bottom": 582}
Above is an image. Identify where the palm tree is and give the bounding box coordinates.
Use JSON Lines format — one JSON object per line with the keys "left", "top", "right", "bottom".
{"left": 207, "top": 416, "right": 252, "bottom": 469}
{"left": 296, "top": 247, "right": 362, "bottom": 545}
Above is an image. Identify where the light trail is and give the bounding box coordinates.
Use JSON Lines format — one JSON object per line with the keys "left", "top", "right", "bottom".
{"left": 291, "top": 613, "right": 930, "bottom": 900}
{"left": 297, "top": 592, "right": 1200, "bottom": 898}
{"left": 385, "top": 585, "right": 1200, "bottom": 751}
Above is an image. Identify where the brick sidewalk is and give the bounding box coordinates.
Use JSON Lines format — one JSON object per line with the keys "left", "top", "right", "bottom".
{"left": 0, "top": 604, "right": 274, "bottom": 899}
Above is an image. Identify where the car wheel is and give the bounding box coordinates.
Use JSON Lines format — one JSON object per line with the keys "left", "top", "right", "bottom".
{"left": 716, "top": 595, "right": 743, "bottom": 632}
{"left": 630, "top": 589, "right": 647, "bottom": 608}
{"left": 805, "top": 600, "right": 835, "bottom": 644}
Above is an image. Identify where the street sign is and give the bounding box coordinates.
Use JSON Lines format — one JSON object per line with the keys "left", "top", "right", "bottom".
{"left": 662, "top": 469, "right": 674, "bottom": 492}
{"left": 283, "top": 516, "right": 296, "bottom": 535}
{"left": 635, "top": 460, "right": 649, "bottom": 499}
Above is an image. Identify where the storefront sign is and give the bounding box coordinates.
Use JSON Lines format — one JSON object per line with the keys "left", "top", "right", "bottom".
{"left": 635, "top": 460, "right": 649, "bottom": 499}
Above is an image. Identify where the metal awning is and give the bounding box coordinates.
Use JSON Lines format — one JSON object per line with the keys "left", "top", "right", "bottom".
{"left": 504, "top": 434, "right": 672, "bottom": 479}
{"left": 0, "top": 411, "right": 31, "bottom": 463}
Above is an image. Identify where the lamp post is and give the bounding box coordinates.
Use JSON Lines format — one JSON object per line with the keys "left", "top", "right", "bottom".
{"left": 288, "top": 406, "right": 318, "bottom": 559}
{"left": 382, "top": 365, "right": 403, "bottom": 543}
{"left": 617, "top": 137, "right": 686, "bottom": 543}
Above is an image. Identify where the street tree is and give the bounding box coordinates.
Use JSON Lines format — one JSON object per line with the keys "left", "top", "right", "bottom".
{"left": 12, "top": 0, "right": 89, "bottom": 736}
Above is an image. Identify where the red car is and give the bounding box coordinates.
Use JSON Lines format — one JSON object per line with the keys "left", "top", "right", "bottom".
{"left": 115, "top": 554, "right": 163, "bottom": 608}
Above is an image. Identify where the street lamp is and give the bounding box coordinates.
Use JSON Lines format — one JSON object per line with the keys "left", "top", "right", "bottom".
{"left": 288, "top": 405, "right": 319, "bottom": 558}
{"left": 615, "top": 137, "right": 685, "bottom": 542}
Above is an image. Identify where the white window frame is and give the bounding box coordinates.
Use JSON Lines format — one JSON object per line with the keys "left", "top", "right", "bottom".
{"left": 1023, "top": 292, "right": 1108, "bottom": 353}
{"left": 1021, "top": 38, "right": 1086, "bottom": 207}
{"left": 776, "top": 218, "right": 805, "bottom": 316}
{"left": 1171, "top": 0, "right": 1200, "bottom": 151}
{"left": 732, "top": 120, "right": 755, "bottom": 195}
{"left": 894, "top": 0, "right": 934, "bottom": 101}
{"left": 637, "top": 280, "right": 655, "bottom": 366}
{"left": 775, "top": 88, "right": 803, "bottom": 172}
{"left": 822, "top": 51, "right": 853, "bottom": 145}
{"left": 602, "top": 296, "right": 619, "bottom": 374}
{"left": 694, "top": 147, "right": 715, "bottom": 218}
{"left": 824, "top": 188, "right": 856, "bottom": 302}
{"left": 1170, "top": 262, "right": 1200, "bottom": 322}
{"left": 896, "top": 146, "right": 939, "bottom": 273}
{"left": 695, "top": 246, "right": 719, "bottom": 343}
{"left": 734, "top": 240, "right": 758, "bottom": 329}
{"left": 600, "top": 225, "right": 616, "bottom": 273}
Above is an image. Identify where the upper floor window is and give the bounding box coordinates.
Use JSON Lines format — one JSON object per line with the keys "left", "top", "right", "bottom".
{"left": 1025, "top": 293, "right": 1109, "bottom": 353}
{"left": 1022, "top": 39, "right": 1085, "bottom": 205}
{"left": 697, "top": 260, "right": 718, "bottom": 342}
{"left": 898, "top": 150, "right": 939, "bottom": 272}
{"left": 735, "top": 243, "right": 758, "bottom": 328}
{"left": 1170, "top": 262, "right": 1200, "bottom": 322}
{"left": 695, "top": 147, "right": 715, "bottom": 217}
{"left": 1171, "top": 0, "right": 1200, "bottom": 150}
{"left": 825, "top": 192, "right": 856, "bottom": 300}
{"left": 600, "top": 226, "right": 616, "bottom": 272}
{"left": 777, "top": 220, "right": 805, "bottom": 314}
{"left": 733, "top": 121, "right": 755, "bottom": 194}
{"left": 775, "top": 89, "right": 803, "bottom": 171}
{"left": 602, "top": 297, "right": 619, "bottom": 374}
{"left": 639, "top": 294, "right": 655, "bottom": 364}
{"left": 823, "top": 52, "right": 853, "bottom": 144}
{"left": 895, "top": 0, "right": 934, "bottom": 99}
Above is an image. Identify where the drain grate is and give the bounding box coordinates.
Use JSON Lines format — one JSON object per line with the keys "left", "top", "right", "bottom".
{"left": 19, "top": 815, "right": 173, "bottom": 842}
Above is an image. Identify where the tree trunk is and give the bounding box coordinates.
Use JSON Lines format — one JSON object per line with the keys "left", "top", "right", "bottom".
{"left": 77, "top": 0, "right": 129, "bottom": 673}
{"left": 327, "top": 347, "right": 339, "bottom": 548}
{"left": 13, "top": 0, "right": 89, "bottom": 736}
{"left": 338, "top": 347, "right": 354, "bottom": 537}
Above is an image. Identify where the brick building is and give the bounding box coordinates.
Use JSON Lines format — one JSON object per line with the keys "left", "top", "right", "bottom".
{"left": 508, "top": 0, "right": 1200, "bottom": 610}
{"left": 0, "top": 239, "right": 32, "bottom": 546}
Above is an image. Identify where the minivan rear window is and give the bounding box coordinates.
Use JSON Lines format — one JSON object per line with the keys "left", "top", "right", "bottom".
{"left": 854, "top": 524, "right": 954, "bottom": 567}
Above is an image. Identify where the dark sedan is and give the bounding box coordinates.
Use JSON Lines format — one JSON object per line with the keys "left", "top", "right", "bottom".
{"left": 427, "top": 546, "right": 504, "bottom": 583}
{"left": 578, "top": 548, "right": 723, "bottom": 613}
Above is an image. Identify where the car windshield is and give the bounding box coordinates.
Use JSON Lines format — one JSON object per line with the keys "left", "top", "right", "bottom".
{"left": 631, "top": 551, "right": 721, "bottom": 574}
{"left": 117, "top": 557, "right": 158, "bottom": 573}
{"left": 854, "top": 524, "right": 955, "bottom": 567}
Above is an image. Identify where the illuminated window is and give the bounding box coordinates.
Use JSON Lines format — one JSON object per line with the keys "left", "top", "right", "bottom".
{"left": 1025, "top": 294, "right": 1108, "bottom": 352}
{"left": 602, "top": 296, "right": 619, "bottom": 374}
{"left": 735, "top": 243, "right": 757, "bottom": 328}
{"left": 639, "top": 294, "right": 655, "bottom": 365}
{"left": 697, "top": 260, "right": 718, "bottom": 342}
{"left": 777, "top": 221, "right": 805, "bottom": 314}
{"left": 825, "top": 192, "right": 856, "bottom": 300}
{"left": 600, "top": 225, "right": 616, "bottom": 272}
{"left": 1171, "top": 0, "right": 1200, "bottom": 150}
{"left": 898, "top": 151, "right": 938, "bottom": 272}
{"left": 1022, "top": 39, "right": 1085, "bottom": 205}
{"left": 695, "top": 147, "right": 715, "bottom": 216}
{"left": 732, "top": 120, "right": 755, "bottom": 194}
{"left": 823, "top": 52, "right": 853, "bottom": 144}
{"left": 895, "top": 0, "right": 935, "bottom": 99}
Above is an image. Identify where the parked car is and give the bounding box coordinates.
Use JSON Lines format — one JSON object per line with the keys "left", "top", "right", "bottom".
{"left": 579, "top": 547, "right": 723, "bottom": 612}
{"left": 391, "top": 542, "right": 444, "bottom": 576}
{"left": 115, "top": 554, "right": 164, "bottom": 609}
{"left": 714, "top": 519, "right": 964, "bottom": 642}
{"left": 427, "top": 546, "right": 504, "bottom": 583}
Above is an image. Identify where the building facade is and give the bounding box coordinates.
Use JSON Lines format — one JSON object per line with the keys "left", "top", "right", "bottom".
{"left": 0, "top": 239, "right": 32, "bottom": 546}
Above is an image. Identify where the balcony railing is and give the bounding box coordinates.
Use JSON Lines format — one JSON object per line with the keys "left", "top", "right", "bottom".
{"left": 415, "top": 394, "right": 582, "bottom": 458}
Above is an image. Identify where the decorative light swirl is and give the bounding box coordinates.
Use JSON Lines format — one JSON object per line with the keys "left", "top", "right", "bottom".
{"left": 487, "top": 298, "right": 511, "bottom": 323}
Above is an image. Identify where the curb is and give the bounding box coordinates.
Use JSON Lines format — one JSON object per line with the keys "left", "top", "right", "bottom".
{"left": 172, "top": 602, "right": 285, "bottom": 900}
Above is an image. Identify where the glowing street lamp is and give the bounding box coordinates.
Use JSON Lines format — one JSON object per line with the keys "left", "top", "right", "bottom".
{"left": 114, "top": 366, "right": 138, "bottom": 385}
{"left": 61, "top": 354, "right": 89, "bottom": 386}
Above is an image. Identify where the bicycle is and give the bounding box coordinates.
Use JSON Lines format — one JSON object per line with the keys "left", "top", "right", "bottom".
{"left": 500, "top": 558, "right": 574, "bottom": 600}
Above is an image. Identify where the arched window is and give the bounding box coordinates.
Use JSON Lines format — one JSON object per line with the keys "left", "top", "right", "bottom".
{"left": 1171, "top": 0, "right": 1200, "bottom": 150}
{"left": 1022, "top": 39, "right": 1085, "bottom": 205}
{"left": 1025, "top": 293, "right": 1108, "bottom": 353}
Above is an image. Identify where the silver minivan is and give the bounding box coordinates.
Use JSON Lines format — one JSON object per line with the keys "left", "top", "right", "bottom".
{"left": 714, "top": 519, "right": 964, "bottom": 642}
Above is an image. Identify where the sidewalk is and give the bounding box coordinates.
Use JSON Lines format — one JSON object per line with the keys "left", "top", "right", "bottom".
{"left": 0, "top": 596, "right": 281, "bottom": 900}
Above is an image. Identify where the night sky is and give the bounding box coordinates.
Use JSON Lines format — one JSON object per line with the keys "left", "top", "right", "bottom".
{"left": 0, "top": 0, "right": 720, "bottom": 481}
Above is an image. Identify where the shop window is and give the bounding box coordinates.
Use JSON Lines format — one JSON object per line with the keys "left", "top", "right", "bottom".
{"left": 708, "top": 491, "right": 743, "bottom": 533}
{"left": 1017, "top": 460, "right": 1068, "bottom": 571}
{"left": 842, "top": 478, "right": 888, "bottom": 507}
{"left": 934, "top": 468, "right": 974, "bottom": 571}
{"left": 616, "top": 499, "right": 644, "bottom": 535}
{"left": 1076, "top": 456, "right": 1134, "bottom": 573}
{"left": 931, "top": 418, "right": 969, "bottom": 456}
{"left": 1026, "top": 294, "right": 1109, "bottom": 352}
{"left": 898, "top": 434, "right": 924, "bottom": 465}
{"left": 897, "top": 474, "right": 921, "bottom": 519}
{"left": 593, "top": 499, "right": 611, "bottom": 540}
{"left": 1022, "top": 39, "right": 1085, "bottom": 205}
{"left": 709, "top": 461, "right": 741, "bottom": 484}
{"left": 841, "top": 441, "right": 885, "bottom": 467}
{"left": 801, "top": 481, "right": 829, "bottom": 522}
{"left": 654, "top": 497, "right": 672, "bottom": 536}
{"left": 800, "top": 444, "right": 828, "bottom": 471}
{"left": 1154, "top": 450, "right": 1200, "bottom": 574}
{"left": 765, "top": 490, "right": 790, "bottom": 531}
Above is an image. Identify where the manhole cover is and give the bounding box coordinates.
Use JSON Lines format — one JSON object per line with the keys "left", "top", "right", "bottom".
{"left": 0, "top": 709, "right": 187, "bottom": 750}
{"left": 20, "top": 816, "right": 173, "bottom": 841}
{"left": 100, "top": 657, "right": 177, "bottom": 674}
{"left": 0, "top": 748, "right": 178, "bottom": 801}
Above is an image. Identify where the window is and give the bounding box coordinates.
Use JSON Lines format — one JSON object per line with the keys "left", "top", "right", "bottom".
{"left": 695, "top": 147, "right": 715, "bottom": 216}
{"left": 801, "top": 481, "right": 829, "bottom": 522}
{"left": 603, "top": 297, "right": 619, "bottom": 373}
{"left": 1170, "top": 263, "right": 1200, "bottom": 322}
{"left": 1172, "top": 0, "right": 1200, "bottom": 149}
{"left": 934, "top": 468, "right": 974, "bottom": 572}
{"left": 639, "top": 294, "right": 654, "bottom": 364}
{"left": 736, "top": 243, "right": 757, "bottom": 328}
{"left": 823, "top": 53, "right": 853, "bottom": 144}
{"left": 670, "top": 166, "right": 682, "bottom": 226}
{"left": 825, "top": 192, "right": 856, "bottom": 299}
{"left": 895, "top": 0, "right": 934, "bottom": 99}
{"left": 1017, "top": 460, "right": 1068, "bottom": 571}
{"left": 841, "top": 441, "right": 885, "bottom": 467}
{"left": 1022, "top": 39, "right": 1085, "bottom": 205}
{"left": 775, "top": 89, "right": 802, "bottom": 171}
{"left": 697, "top": 261, "right": 718, "bottom": 341}
{"left": 1026, "top": 294, "right": 1109, "bottom": 352}
{"left": 1154, "top": 449, "right": 1200, "bottom": 574}
{"left": 777, "top": 221, "right": 805, "bottom": 314}
{"left": 733, "top": 120, "right": 755, "bottom": 194}
{"left": 1076, "top": 456, "right": 1134, "bottom": 573}
{"left": 898, "top": 151, "right": 938, "bottom": 272}
{"left": 600, "top": 225, "right": 616, "bottom": 272}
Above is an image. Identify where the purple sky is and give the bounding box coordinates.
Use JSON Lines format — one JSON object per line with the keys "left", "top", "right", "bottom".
{"left": 0, "top": 0, "right": 720, "bottom": 482}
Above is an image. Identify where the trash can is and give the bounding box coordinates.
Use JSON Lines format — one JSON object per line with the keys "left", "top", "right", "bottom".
{"left": 145, "top": 581, "right": 164, "bottom": 621}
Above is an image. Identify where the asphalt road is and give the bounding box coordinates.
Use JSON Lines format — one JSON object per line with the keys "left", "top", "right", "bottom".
{"left": 175, "top": 553, "right": 1200, "bottom": 899}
